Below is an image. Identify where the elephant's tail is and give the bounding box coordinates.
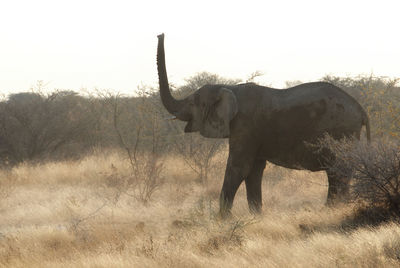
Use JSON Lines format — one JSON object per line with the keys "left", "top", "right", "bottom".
{"left": 362, "top": 112, "right": 371, "bottom": 143}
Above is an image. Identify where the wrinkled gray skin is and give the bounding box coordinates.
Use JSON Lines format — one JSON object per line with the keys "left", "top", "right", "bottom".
{"left": 157, "top": 34, "right": 370, "bottom": 217}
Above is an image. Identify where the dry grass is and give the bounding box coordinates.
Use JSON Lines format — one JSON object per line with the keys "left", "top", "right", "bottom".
{"left": 0, "top": 150, "right": 400, "bottom": 267}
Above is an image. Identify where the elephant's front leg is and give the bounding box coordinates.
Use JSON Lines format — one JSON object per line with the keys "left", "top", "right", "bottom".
{"left": 219, "top": 153, "right": 255, "bottom": 217}
{"left": 245, "top": 159, "right": 266, "bottom": 214}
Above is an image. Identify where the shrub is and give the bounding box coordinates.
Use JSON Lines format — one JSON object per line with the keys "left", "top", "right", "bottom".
{"left": 0, "top": 90, "right": 96, "bottom": 165}
{"left": 320, "top": 135, "right": 400, "bottom": 219}
{"left": 109, "top": 92, "right": 165, "bottom": 204}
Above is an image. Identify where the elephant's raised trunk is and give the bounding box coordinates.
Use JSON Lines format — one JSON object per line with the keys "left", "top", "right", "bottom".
{"left": 157, "top": 34, "right": 186, "bottom": 117}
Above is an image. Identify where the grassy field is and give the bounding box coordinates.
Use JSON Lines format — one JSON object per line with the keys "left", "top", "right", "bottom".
{"left": 0, "top": 150, "right": 399, "bottom": 267}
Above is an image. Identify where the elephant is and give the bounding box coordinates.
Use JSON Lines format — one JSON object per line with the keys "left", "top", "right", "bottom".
{"left": 156, "top": 33, "right": 370, "bottom": 217}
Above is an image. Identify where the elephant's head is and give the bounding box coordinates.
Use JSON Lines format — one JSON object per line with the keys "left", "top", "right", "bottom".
{"left": 157, "top": 34, "right": 238, "bottom": 138}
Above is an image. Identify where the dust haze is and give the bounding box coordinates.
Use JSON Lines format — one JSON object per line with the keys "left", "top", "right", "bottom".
{"left": 0, "top": 74, "right": 400, "bottom": 266}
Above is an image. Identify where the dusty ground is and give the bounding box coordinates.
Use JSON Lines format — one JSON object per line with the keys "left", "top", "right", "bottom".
{"left": 0, "top": 150, "right": 399, "bottom": 267}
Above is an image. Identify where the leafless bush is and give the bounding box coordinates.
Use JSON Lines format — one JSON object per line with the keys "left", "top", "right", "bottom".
{"left": 319, "top": 135, "right": 400, "bottom": 218}
{"left": 173, "top": 134, "right": 225, "bottom": 185}
{"left": 108, "top": 91, "right": 164, "bottom": 204}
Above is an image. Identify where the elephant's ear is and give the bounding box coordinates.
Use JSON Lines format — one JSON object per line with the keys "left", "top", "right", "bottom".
{"left": 200, "top": 88, "right": 238, "bottom": 138}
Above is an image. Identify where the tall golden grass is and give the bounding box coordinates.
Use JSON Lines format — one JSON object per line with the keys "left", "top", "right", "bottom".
{"left": 0, "top": 150, "right": 399, "bottom": 267}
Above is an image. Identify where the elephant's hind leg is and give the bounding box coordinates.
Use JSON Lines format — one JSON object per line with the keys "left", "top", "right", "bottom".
{"left": 326, "top": 171, "right": 350, "bottom": 206}
{"left": 245, "top": 159, "right": 266, "bottom": 214}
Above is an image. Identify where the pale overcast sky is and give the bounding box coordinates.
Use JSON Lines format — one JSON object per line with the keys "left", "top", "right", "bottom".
{"left": 0, "top": 0, "right": 399, "bottom": 95}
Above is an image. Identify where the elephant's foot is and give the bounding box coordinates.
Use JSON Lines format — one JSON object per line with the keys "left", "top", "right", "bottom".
{"left": 248, "top": 201, "right": 262, "bottom": 215}
{"left": 218, "top": 209, "right": 233, "bottom": 220}
{"left": 219, "top": 196, "right": 233, "bottom": 219}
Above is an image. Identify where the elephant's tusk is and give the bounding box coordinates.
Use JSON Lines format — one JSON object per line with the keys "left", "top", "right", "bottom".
{"left": 166, "top": 116, "right": 177, "bottom": 121}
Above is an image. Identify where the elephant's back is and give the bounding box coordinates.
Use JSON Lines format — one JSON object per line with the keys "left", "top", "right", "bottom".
{"left": 282, "top": 82, "right": 366, "bottom": 129}
{"left": 261, "top": 82, "right": 366, "bottom": 168}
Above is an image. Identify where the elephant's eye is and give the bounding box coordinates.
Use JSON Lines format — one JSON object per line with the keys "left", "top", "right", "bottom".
{"left": 194, "top": 95, "right": 200, "bottom": 105}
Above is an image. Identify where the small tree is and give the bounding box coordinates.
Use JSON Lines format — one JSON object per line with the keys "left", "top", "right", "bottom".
{"left": 173, "top": 134, "right": 224, "bottom": 185}
{"left": 106, "top": 89, "right": 165, "bottom": 204}
{"left": 246, "top": 71, "right": 264, "bottom": 83}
